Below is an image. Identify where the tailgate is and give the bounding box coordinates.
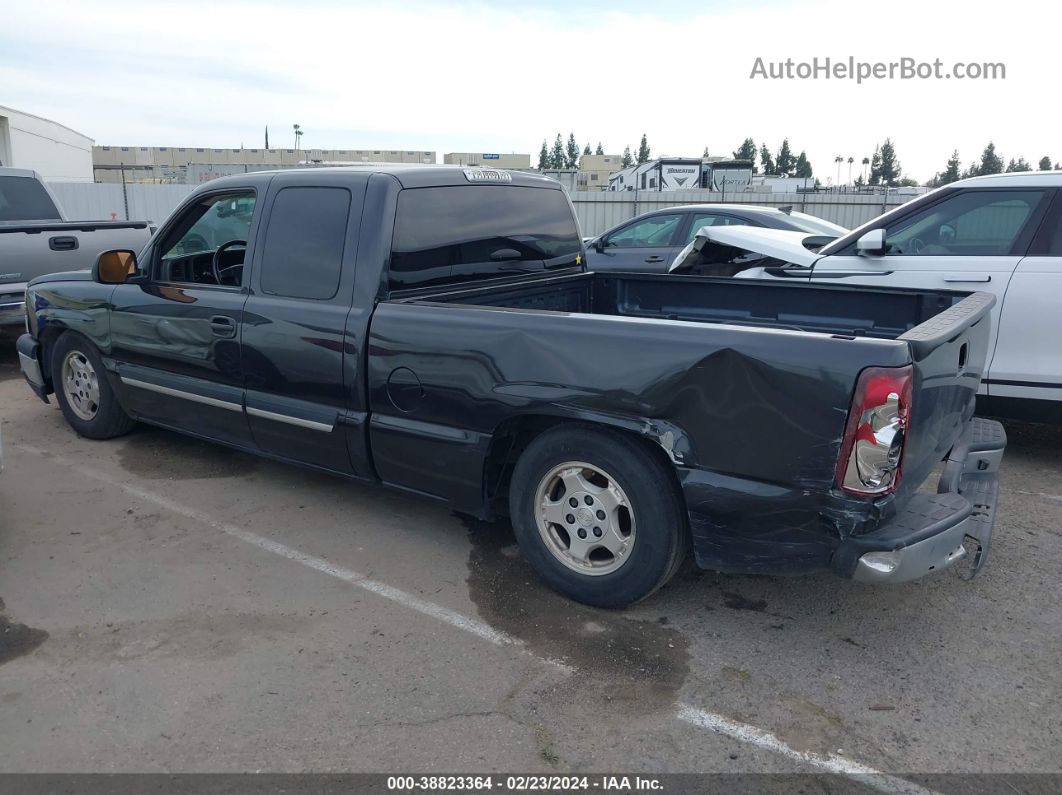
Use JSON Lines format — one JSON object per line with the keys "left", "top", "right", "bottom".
{"left": 894, "top": 291, "right": 995, "bottom": 504}
{"left": 0, "top": 222, "right": 153, "bottom": 287}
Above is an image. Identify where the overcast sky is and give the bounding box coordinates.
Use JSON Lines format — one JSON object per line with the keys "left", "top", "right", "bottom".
{"left": 2, "top": 0, "right": 1057, "bottom": 182}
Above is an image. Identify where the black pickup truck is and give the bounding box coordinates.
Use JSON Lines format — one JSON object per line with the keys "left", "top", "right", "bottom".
{"left": 17, "top": 166, "right": 1005, "bottom": 607}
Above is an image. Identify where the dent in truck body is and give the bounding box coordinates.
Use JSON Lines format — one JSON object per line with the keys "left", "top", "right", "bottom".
{"left": 365, "top": 298, "right": 925, "bottom": 573}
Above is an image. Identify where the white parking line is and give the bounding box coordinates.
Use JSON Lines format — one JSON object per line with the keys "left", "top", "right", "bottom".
{"left": 16, "top": 442, "right": 935, "bottom": 795}
{"left": 676, "top": 705, "right": 932, "bottom": 795}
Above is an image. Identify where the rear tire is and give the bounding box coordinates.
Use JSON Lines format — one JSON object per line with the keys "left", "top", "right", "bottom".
{"left": 509, "top": 424, "right": 688, "bottom": 608}
{"left": 51, "top": 332, "right": 136, "bottom": 440}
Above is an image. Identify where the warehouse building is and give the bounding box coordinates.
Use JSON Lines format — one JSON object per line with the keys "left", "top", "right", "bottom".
{"left": 92, "top": 146, "right": 437, "bottom": 183}
{"left": 576, "top": 153, "right": 624, "bottom": 191}
{"left": 0, "top": 105, "right": 94, "bottom": 181}
{"left": 443, "top": 152, "right": 531, "bottom": 169}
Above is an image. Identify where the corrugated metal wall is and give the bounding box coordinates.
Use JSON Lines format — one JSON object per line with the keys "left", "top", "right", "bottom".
{"left": 48, "top": 181, "right": 195, "bottom": 224}
{"left": 127, "top": 184, "right": 196, "bottom": 225}
{"left": 45, "top": 182, "right": 911, "bottom": 235}
{"left": 47, "top": 182, "right": 127, "bottom": 221}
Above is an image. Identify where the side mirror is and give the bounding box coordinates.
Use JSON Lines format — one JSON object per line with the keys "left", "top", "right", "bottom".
{"left": 93, "top": 249, "right": 138, "bottom": 284}
{"left": 593, "top": 237, "right": 606, "bottom": 252}
{"left": 856, "top": 228, "right": 886, "bottom": 256}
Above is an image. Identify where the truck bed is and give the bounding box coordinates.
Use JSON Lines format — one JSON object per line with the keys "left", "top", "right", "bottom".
{"left": 410, "top": 270, "right": 964, "bottom": 341}
{"left": 372, "top": 271, "right": 990, "bottom": 550}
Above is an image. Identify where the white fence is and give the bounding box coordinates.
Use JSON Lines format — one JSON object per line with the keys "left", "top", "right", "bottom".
{"left": 48, "top": 182, "right": 195, "bottom": 225}
{"left": 45, "top": 182, "right": 912, "bottom": 235}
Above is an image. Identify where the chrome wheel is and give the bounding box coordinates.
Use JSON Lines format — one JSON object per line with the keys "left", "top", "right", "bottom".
{"left": 62, "top": 351, "right": 100, "bottom": 421}
{"left": 534, "top": 461, "right": 636, "bottom": 576}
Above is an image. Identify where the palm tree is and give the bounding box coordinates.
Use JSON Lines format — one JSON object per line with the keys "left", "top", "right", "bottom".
{"left": 834, "top": 156, "right": 843, "bottom": 189}
{"left": 847, "top": 156, "right": 854, "bottom": 185}
{"left": 861, "top": 156, "right": 870, "bottom": 182}
{"left": 293, "top": 123, "right": 302, "bottom": 151}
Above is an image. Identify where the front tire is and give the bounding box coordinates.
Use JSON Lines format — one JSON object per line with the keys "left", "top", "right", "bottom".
{"left": 509, "top": 424, "right": 688, "bottom": 608}
{"left": 51, "top": 332, "right": 136, "bottom": 439}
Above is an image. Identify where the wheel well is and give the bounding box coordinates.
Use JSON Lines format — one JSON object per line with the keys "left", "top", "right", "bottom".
{"left": 37, "top": 324, "right": 68, "bottom": 385}
{"left": 482, "top": 414, "right": 681, "bottom": 517}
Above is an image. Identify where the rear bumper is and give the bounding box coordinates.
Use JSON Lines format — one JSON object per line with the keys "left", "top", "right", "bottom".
{"left": 832, "top": 417, "right": 1005, "bottom": 583}
{"left": 0, "top": 282, "right": 27, "bottom": 326}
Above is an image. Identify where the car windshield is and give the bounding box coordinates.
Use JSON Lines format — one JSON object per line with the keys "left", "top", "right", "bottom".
{"left": 776, "top": 212, "right": 847, "bottom": 236}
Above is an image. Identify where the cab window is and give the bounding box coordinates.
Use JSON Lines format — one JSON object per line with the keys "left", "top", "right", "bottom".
{"left": 157, "top": 192, "right": 256, "bottom": 286}
{"left": 390, "top": 186, "right": 581, "bottom": 291}
{"left": 884, "top": 190, "right": 1043, "bottom": 256}
{"left": 607, "top": 214, "right": 682, "bottom": 248}
{"left": 684, "top": 213, "right": 746, "bottom": 243}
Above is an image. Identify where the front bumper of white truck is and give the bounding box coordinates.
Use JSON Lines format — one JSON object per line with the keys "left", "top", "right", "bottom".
{"left": 0, "top": 282, "right": 27, "bottom": 327}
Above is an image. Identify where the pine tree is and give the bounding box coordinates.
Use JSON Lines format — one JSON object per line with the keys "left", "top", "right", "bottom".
{"left": 868, "top": 146, "right": 882, "bottom": 185}
{"left": 583, "top": 143, "right": 592, "bottom": 155}
{"left": 794, "top": 151, "right": 812, "bottom": 179}
{"left": 733, "top": 137, "right": 757, "bottom": 163}
{"left": 1006, "top": 157, "right": 1032, "bottom": 172}
{"left": 978, "top": 142, "right": 1003, "bottom": 175}
{"left": 703, "top": 146, "right": 710, "bottom": 157}
{"left": 759, "top": 144, "right": 775, "bottom": 175}
{"left": 595, "top": 142, "right": 604, "bottom": 155}
{"left": 636, "top": 134, "right": 651, "bottom": 164}
{"left": 565, "top": 133, "right": 580, "bottom": 169}
{"left": 621, "top": 146, "right": 633, "bottom": 168}
{"left": 878, "top": 139, "right": 901, "bottom": 186}
{"left": 1039, "top": 156, "right": 1053, "bottom": 171}
{"left": 537, "top": 140, "right": 550, "bottom": 171}
{"left": 775, "top": 139, "right": 795, "bottom": 177}
{"left": 550, "top": 134, "right": 565, "bottom": 170}
{"left": 940, "top": 150, "right": 961, "bottom": 185}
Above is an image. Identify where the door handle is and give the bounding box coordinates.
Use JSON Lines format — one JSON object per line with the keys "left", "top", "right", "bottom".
{"left": 764, "top": 266, "right": 813, "bottom": 278}
{"left": 809, "top": 270, "right": 894, "bottom": 278}
{"left": 209, "top": 315, "right": 236, "bottom": 338}
{"left": 48, "top": 235, "right": 79, "bottom": 251}
{"left": 644, "top": 255, "right": 665, "bottom": 263}
{"left": 944, "top": 275, "right": 992, "bottom": 283}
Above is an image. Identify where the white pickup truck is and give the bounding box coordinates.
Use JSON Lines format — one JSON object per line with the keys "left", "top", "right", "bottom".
{"left": 673, "top": 172, "right": 1062, "bottom": 422}
{"left": 0, "top": 167, "right": 153, "bottom": 327}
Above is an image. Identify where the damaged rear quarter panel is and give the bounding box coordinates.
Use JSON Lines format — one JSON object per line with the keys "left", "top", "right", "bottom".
{"left": 366, "top": 301, "right": 912, "bottom": 572}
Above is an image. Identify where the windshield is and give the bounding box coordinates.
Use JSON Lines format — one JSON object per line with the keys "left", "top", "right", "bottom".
{"left": 777, "top": 211, "right": 848, "bottom": 236}
{"left": 0, "top": 175, "right": 62, "bottom": 222}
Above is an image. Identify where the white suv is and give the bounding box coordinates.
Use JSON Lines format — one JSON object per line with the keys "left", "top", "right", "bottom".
{"left": 682, "top": 172, "right": 1062, "bottom": 422}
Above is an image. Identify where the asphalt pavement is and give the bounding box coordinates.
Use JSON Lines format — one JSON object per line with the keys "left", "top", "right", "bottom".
{"left": 1, "top": 333, "right": 1059, "bottom": 784}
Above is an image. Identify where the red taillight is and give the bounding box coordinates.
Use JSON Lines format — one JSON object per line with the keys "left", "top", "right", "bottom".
{"left": 836, "top": 365, "right": 913, "bottom": 496}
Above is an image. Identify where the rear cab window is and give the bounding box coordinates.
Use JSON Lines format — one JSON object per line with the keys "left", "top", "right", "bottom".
{"left": 0, "top": 175, "right": 62, "bottom": 222}
{"left": 389, "top": 185, "right": 582, "bottom": 291}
